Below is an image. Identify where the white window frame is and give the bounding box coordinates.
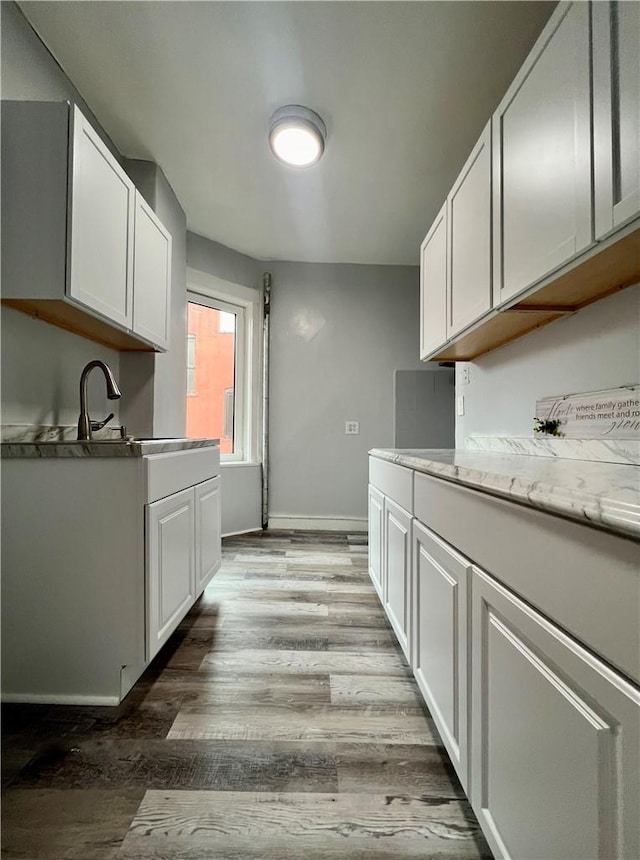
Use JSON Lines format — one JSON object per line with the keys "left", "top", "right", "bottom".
{"left": 186, "top": 334, "right": 197, "bottom": 396}
{"left": 186, "top": 269, "right": 263, "bottom": 464}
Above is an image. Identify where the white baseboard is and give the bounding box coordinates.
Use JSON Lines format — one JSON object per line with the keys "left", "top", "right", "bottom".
{"left": 1, "top": 692, "right": 121, "bottom": 706}
{"left": 222, "top": 527, "right": 264, "bottom": 538}
{"left": 268, "top": 516, "right": 368, "bottom": 533}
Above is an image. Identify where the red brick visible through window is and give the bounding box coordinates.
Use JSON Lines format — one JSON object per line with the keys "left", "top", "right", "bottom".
{"left": 186, "top": 303, "right": 235, "bottom": 455}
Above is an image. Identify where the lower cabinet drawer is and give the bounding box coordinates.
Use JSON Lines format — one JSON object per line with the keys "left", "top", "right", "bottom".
{"left": 145, "top": 446, "right": 220, "bottom": 503}
{"left": 369, "top": 457, "right": 413, "bottom": 514}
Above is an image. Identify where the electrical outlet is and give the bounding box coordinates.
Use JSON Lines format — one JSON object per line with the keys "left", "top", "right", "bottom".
{"left": 345, "top": 420, "right": 360, "bottom": 435}
{"left": 457, "top": 396, "right": 465, "bottom": 416}
{"left": 460, "top": 366, "right": 471, "bottom": 385}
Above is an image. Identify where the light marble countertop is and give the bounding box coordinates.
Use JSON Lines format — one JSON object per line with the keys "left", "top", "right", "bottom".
{"left": 370, "top": 448, "right": 640, "bottom": 540}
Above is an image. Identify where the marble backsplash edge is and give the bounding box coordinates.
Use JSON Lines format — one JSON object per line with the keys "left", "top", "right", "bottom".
{"left": 465, "top": 435, "right": 640, "bottom": 466}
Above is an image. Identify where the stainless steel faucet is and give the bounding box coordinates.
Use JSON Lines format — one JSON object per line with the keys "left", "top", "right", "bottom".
{"left": 77, "top": 360, "right": 122, "bottom": 440}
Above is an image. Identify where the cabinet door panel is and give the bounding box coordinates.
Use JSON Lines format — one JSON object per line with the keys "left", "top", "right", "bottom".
{"left": 413, "top": 521, "right": 469, "bottom": 790}
{"left": 471, "top": 567, "right": 640, "bottom": 860}
{"left": 494, "top": 2, "right": 592, "bottom": 303}
{"left": 68, "top": 106, "right": 134, "bottom": 327}
{"left": 593, "top": 1, "right": 640, "bottom": 238}
{"left": 132, "top": 192, "right": 172, "bottom": 349}
{"left": 367, "top": 484, "right": 384, "bottom": 601}
{"left": 448, "top": 122, "right": 492, "bottom": 337}
{"left": 384, "top": 498, "right": 411, "bottom": 661}
{"left": 420, "top": 201, "right": 448, "bottom": 358}
{"left": 195, "top": 476, "right": 221, "bottom": 595}
{"left": 146, "top": 488, "right": 195, "bottom": 660}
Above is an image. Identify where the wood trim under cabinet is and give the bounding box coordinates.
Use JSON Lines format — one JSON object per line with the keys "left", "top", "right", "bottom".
{"left": 1, "top": 298, "right": 157, "bottom": 352}
{"left": 425, "top": 223, "right": 640, "bottom": 361}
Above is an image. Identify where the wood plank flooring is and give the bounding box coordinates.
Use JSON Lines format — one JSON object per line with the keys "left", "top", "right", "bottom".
{"left": 1, "top": 530, "right": 491, "bottom": 859}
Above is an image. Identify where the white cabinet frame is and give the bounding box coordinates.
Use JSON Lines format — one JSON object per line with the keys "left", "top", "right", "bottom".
{"left": 146, "top": 487, "right": 196, "bottom": 661}
{"left": 419, "top": 200, "right": 448, "bottom": 359}
{"left": 412, "top": 520, "right": 470, "bottom": 791}
{"left": 195, "top": 475, "right": 222, "bottom": 595}
{"left": 447, "top": 121, "right": 492, "bottom": 338}
{"left": 492, "top": 1, "right": 592, "bottom": 305}
{"left": 132, "top": 190, "right": 172, "bottom": 349}
{"left": 471, "top": 566, "right": 640, "bottom": 860}
{"left": 367, "top": 483, "right": 385, "bottom": 602}
{"left": 383, "top": 496, "right": 412, "bottom": 662}
{"left": 593, "top": 0, "right": 640, "bottom": 240}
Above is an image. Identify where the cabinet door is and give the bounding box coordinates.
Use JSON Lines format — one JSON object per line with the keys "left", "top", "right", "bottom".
{"left": 68, "top": 105, "right": 134, "bottom": 328}
{"left": 420, "top": 201, "right": 448, "bottom": 358}
{"left": 132, "top": 191, "right": 172, "bottom": 349}
{"left": 471, "top": 566, "right": 640, "bottom": 860}
{"left": 383, "top": 497, "right": 412, "bottom": 662}
{"left": 146, "top": 487, "right": 195, "bottom": 660}
{"left": 493, "top": 2, "right": 592, "bottom": 304}
{"left": 195, "top": 476, "right": 221, "bottom": 595}
{"left": 412, "top": 520, "right": 470, "bottom": 791}
{"left": 448, "top": 121, "right": 492, "bottom": 338}
{"left": 593, "top": 1, "right": 640, "bottom": 239}
{"left": 367, "top": 484, "right": 384, "bottom": 602}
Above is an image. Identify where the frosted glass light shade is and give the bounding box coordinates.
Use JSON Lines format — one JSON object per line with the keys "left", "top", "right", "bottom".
{"left": 269, "top": 105, "right": 326, "bottom": 167}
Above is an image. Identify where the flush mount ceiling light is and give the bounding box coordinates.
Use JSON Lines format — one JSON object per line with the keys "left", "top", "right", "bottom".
{"left": 269, "top": 105, "right": 327, "bottom": 168}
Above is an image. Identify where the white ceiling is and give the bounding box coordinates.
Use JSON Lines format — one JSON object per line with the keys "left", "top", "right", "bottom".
{"left": 20, "top": 0, "right": 555, "bottom": 266}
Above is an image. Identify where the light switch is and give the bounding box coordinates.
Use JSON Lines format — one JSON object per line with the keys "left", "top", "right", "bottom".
{"left": 345, "top": 420, "right": 360, "bottom": 434}
{"left": 457, "top": 396, "right": 465, "bottom": 416}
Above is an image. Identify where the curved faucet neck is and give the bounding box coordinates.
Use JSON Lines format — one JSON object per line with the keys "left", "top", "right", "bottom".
{"left": 77, "top": 361, "right": 121, "bottom": 441}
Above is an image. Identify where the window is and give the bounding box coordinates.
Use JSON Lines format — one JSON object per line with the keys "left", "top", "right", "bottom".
{"left": 186, "top": 272, "right": 262, "bottom": 463}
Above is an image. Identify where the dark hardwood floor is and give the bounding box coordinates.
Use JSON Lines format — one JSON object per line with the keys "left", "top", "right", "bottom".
{"left": 1, "top": 531, "right": 491, "bottom": 859}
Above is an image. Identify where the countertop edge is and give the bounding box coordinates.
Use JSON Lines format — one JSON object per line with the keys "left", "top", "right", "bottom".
{"left": 369, "top": 448, "right": 640, "bottom": 541}
{"left": 1, "top": 438, "right": 220, "bottom": 458}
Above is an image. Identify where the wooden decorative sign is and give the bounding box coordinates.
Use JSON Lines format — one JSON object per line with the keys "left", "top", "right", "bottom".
{"left": 534, "top": 385, "right": 640, "bottom": 440}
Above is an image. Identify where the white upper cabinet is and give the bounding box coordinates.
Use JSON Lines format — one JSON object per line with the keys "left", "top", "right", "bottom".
{"left": 419, "top": 201, "right": 448, "bottom": 359}
{"left": 68, "top": 105, "right": 135, "bottom": 329}
{"left": 493, "top": 2, "right": 592, "bottom": 305}
{"left": 447, "top": 121, "right": 492, "bottom": 338}
{"left": 593, "top": 1, "right": 640, "bottom": 240}
{"left": 132, "top": 191, "right": 172, "bottom": 350}
{"left": 1, "top": 100, "right": 171, "bottom": 352}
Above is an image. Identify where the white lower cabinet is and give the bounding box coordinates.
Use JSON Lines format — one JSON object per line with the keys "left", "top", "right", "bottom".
{"left": 412, "top": 520, "right": 470, "bottom": 791}
{"left": 147, "top": 475, "right": 222, "bottom": 662}
{"left": 195, "top": 476, "right": 222, "bottom": 593}
{"left": 367, "top": 455, "right": 640, "bottom": 860}
{"left": 146, "top": 487, "right": 196, "bottom": 660}
{"left": 367, "top": 484, "right": 384, "bottom": 601}
{"left": 383, "top": 497, "right": 412, "bottom": 661}
{"left": 471, "top": 566, "right": 640, "bottom": 860}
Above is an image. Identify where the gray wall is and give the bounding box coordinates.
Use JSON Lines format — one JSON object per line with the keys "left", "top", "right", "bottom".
{"left": 1, "top": 3, "right": 186, "bottom": 437}
{"left": 267, "top": 261, "right": 428, "bottom": 519}
{"left": 187, "top": 232, "right": 262, "bottom": 290}
{"left": 456, "top": 284, "right": 640, "bottom": 442}
{"left": 1, "top": 1, "right": 122, "bottom": 427}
